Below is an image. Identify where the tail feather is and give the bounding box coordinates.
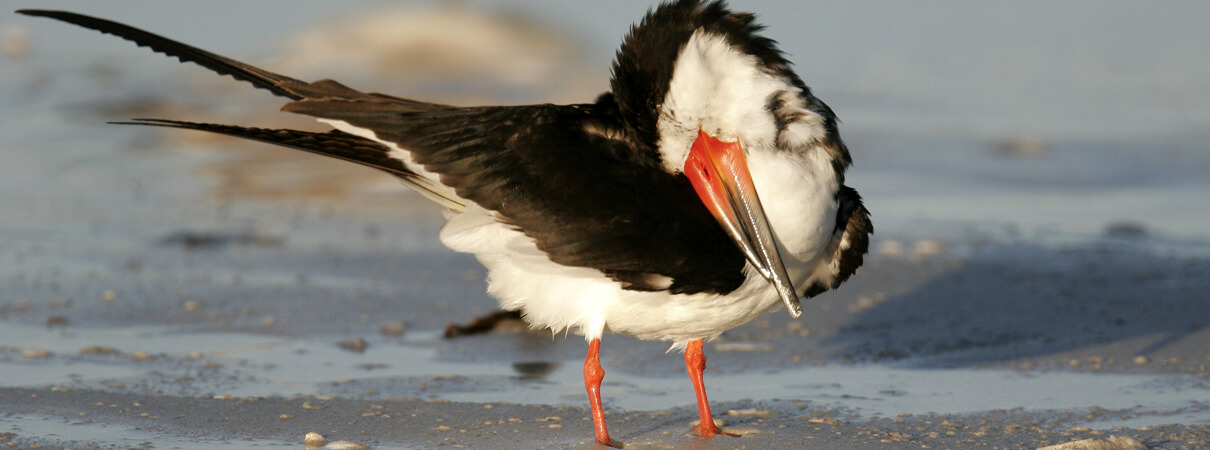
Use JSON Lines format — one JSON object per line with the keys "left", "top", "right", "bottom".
{"left": 16, "top": 9, "right": 308, "bottom": 100}
{"left": 17, "top": 9, "right": 467, "bottom": 210}
{"left": 115, "top": 119, "right": 467, "bottom": 210}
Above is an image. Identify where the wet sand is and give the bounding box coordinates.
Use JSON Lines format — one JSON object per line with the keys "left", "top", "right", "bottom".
{"left": 2, "top": 191, "right": 1208, "bottom": 448}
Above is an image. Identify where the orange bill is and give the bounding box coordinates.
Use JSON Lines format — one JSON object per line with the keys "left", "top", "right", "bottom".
{"left": 684, "top": 129, "right": 802, "bottom": 318}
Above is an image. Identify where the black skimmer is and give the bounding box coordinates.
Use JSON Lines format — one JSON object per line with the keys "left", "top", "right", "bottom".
{"left": 18, "top": 1, "right": 871, "bottom": 445}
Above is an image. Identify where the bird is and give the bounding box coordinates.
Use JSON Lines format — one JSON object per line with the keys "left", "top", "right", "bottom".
{"left": 17, "top": 1, "right": 871, "bottom": 445}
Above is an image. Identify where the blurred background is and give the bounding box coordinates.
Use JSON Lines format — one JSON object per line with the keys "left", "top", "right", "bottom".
{"left": 3, "top": 0, "right": 1208, "bottom": 241}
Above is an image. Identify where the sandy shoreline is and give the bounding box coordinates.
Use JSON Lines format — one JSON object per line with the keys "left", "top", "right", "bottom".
{"left": 2, "top": 204, "right": 1208, "bottom": 448}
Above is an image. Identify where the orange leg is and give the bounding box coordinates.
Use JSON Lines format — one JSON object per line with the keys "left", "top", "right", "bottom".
{"left": 685, "top": 339, "right": 739, "bottom": 438}
{"left": 584, "top": 338, "right": 615, "bottom": 447}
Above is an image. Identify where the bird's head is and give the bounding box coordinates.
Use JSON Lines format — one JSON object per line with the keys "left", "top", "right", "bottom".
{"left": 606, "top": 0, "right": 851, "bottom": 317}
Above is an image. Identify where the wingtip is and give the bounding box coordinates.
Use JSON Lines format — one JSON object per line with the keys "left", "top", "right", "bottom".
{"left": 107, "top": 118, "right": 176, "bottom": 126}
{"left": 15, "top": 10, "right": 79, "bottom": 22}
{"left": 15, "top": 9, "right": 52, "bottom": 17}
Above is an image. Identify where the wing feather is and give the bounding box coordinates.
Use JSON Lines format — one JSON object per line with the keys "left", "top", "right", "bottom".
{"left": 112, "top": 119, "right": 466, "bottom": 210}
{"left": 285, "top": 99, "right": 748, "bottom": 293}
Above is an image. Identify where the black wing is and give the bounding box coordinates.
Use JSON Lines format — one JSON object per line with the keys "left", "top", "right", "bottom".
{"left": 16, "top": 9, "right": 308, "bottom": 100}
{"left": 14, "top": 9, "right": 419, "bottom": 103}
{"left": 802, "top": 185, "right": 872, "bottom": 298}
{"left": 284, "top": 98, "right": 746, "bottom": 294}
{"left": 832, "top": 186, "right": 872, "bottom": 288}
{"left": 111, "top": 118, "right": 464, "bottom": 209}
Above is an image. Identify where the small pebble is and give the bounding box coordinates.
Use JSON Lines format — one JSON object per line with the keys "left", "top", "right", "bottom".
{"left": 338, "top": 338, "right": 367, "bottom": 353}
{"left": 304, "top": 432, "right": 327, "bottom": 449}
{"left": 379, "top": 321, "right": 406, "bottom": 337}
{"left": 322, "top": 441, "right": 368, "bottom": 450}
{"left": 689, "top": 418, "right": 726, "bottom": 428}
{"left": 725, "top": 408, "right": 772, "bottom": 418}
{"left": 80, "top": 346, "right": 118, "bottom": 355}
{"left": 1037, "top": 435, "right": 1146, "bottom": 450}
{"left": 808, "top": 417, "right": 842, "bottom": 425}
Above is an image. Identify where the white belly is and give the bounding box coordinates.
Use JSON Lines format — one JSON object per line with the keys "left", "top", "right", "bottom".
{"left": 440, "top": 206, "right": 806, "bottom": 348}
